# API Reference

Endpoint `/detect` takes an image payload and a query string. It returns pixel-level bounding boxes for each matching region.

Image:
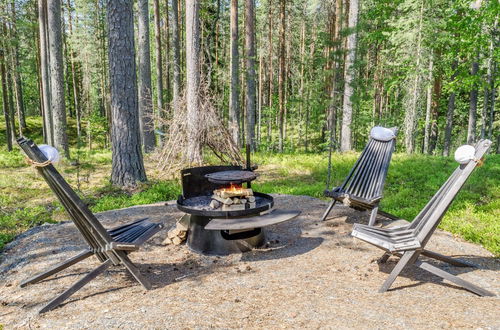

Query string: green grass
[252,151,499,255]
[0,124,498,255]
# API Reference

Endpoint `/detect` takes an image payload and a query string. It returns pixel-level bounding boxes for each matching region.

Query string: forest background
[0,0,498,255]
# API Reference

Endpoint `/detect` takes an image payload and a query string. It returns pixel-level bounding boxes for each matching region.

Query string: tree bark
[47,0,69,157]
[443,61,458,157]
[66,0,81,138]
[185,0,202,163]
[229,0,240,146]
[171,0,181,107]
[245,0,256,151]
[137,0,156,152]
[153,0,163,114]
[38,0,53,145]
[467,59,479,144]
[340,0,359,152]
[404,0,424,153]
[443,91,456,157]
[278,0,285,152]
[106,0,147,187]
[423,53,433,154]
[9,1,26,132]
[1,47,12,151]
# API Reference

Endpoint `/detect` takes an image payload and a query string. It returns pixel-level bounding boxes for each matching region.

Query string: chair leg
[320,200,337,221]
[116,251,152,290]
[39,259,112,314]
[368,206,379,226]
[377,209,401,221]
[416,261,495,297]
[421,249,477,268]
[21,250,93,288]
[379,250,418,293]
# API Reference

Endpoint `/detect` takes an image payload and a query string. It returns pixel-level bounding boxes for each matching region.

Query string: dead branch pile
[154,84,243,177]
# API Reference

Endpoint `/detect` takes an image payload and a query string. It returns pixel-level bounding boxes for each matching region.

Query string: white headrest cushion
[39,144,60,163]
[454,145,476,164]
[370,126,395,142]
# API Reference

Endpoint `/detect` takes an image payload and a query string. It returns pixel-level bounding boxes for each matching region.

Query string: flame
[220,183,245,195]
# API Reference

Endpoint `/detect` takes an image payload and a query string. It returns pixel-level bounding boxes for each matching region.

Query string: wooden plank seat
[321,127,398,225]
[17,137,164,313]
[351,139,495,297]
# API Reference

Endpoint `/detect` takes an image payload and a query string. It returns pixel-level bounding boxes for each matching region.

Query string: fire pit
[177,166,300,255]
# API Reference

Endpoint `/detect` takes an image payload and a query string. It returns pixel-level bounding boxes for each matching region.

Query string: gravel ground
[0,194,498,329]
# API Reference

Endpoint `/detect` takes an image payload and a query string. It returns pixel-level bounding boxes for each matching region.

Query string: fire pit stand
[177,166,300,256]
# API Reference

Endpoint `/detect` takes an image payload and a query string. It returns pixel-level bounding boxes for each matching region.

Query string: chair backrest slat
[341,128,397,201]
[411,140,491,246]
[356,141,386,198]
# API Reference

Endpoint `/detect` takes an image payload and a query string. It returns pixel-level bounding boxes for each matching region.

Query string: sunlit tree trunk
[137,0,156,152]
[38,0,53,145]
[229,0,240,146]
[278,0,285,152]
[340,0,359,152]
[245,0,256,151]
[1,47,13,151]
[153,0,163,114]
[47,0,69,157]
[185,0,202,163]
[467,59,479,144]
[171,0,181,107]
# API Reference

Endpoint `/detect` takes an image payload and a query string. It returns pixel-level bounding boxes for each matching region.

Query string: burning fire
[221,183,245,195]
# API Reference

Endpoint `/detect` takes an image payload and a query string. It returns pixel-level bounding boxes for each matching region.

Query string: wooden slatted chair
[321,127,398,225]
[351,139,495,296]
[17,137,164,313]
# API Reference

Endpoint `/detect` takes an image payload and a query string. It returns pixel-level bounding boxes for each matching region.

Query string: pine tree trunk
[47,0,69,157]
[467,59,479,144]
[443,61,458,157]
[1,47,12,151]
[267,0,274,143]
[171,0,181,107]
[245,0,256,151]
[137,0,156,152]
[429,68,442,155]
[185,0,202,163]
[164,0,171,107]
[404,0,424,154]
[66,0,81,138]
[39,0,53,145]
[153,0,163,114]
[340,0,359,152]
[257,51,263,146]
[298,20,305,148]
[423,53,433,154]
[278,0,285,152]
[443,92,455,157]
[229,0,240,146]
[106,0,147,187]
[9,1,26,131]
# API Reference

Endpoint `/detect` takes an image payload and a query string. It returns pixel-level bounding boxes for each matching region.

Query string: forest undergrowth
[1,142,498,255]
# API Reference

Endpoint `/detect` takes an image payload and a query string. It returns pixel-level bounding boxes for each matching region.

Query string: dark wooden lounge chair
[351,139,495,296]
[321,127,397,225]
[17,137,164,313]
